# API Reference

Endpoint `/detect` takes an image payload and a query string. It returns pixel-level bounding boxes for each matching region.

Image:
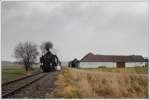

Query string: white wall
[79,62,116,68]
[79,62,146,68]
[126,62,146,67]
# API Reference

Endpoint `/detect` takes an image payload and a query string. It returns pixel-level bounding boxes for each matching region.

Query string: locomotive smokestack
[44,41,53,51]
[40,41,53,54]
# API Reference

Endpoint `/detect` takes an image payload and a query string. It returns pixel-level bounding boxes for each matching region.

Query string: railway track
[2,72,47,98]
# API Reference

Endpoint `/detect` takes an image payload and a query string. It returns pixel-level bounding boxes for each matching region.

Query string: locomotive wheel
[41,65,45,72]
[43,67,46,72]
[43,65,47,72]
[46,67,50,72]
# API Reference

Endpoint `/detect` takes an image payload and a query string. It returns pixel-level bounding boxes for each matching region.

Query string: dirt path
[9,71,59,98]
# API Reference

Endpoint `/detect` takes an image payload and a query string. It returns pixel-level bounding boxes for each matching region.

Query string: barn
[79,52,148,68]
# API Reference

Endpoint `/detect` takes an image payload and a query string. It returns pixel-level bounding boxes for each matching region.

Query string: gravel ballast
[9,71,59,98]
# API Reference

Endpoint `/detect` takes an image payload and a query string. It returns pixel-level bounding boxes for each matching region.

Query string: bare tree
[14,42,39,71]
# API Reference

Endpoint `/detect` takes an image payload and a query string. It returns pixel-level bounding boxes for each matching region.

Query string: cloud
[1,1,148,61]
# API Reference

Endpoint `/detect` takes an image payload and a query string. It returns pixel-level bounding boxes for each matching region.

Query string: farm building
[68,58,80,68]
[79,52,148,68]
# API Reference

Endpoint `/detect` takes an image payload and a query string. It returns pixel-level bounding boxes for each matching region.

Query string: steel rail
[2,73,47,98]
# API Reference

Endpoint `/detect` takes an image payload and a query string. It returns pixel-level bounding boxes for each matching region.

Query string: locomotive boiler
[40,49,60,72]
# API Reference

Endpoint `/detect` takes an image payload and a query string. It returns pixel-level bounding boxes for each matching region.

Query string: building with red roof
[79,52,148,68]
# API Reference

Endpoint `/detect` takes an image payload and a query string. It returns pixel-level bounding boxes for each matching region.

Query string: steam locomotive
[40,50,61,72]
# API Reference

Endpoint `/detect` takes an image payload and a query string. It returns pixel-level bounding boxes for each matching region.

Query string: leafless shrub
[14,41,39,71]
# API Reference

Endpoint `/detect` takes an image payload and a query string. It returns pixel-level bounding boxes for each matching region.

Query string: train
[40,50,61,72]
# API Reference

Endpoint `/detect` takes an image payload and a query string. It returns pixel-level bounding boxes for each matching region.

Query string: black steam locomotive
[40,50,60,72]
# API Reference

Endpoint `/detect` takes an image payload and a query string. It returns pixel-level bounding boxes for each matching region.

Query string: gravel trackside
[9,71,59,98]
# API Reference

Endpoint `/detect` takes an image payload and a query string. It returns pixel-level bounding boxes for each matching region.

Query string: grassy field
[2,67,26,83]
[49,67,148,98]
[80,67,148,74]
[1,64,40,83]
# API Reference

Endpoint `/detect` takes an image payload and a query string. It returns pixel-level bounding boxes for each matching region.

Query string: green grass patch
[2,67,26,83]
[1,65,39,83]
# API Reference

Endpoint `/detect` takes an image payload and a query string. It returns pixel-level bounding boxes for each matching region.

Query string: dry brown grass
[49,68,148,98]
[48,69,80,98]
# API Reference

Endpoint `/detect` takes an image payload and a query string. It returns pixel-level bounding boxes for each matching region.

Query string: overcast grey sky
[1,1,148,62]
